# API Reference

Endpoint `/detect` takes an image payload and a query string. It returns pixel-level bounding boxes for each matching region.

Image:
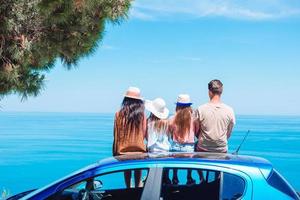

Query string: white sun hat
[176,94,192,106]
[145,98,169,119]
[124,86,143,100]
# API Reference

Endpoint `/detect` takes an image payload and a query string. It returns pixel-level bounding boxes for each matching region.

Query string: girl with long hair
[169,94,203,185]
[113,87,146,188]
[145,98,172,184]
[145,98,170,152]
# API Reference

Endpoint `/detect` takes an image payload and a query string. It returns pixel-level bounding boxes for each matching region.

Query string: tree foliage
[0,0,131,99]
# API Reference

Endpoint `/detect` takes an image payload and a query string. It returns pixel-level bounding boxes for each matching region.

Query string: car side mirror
[93,180,103,190]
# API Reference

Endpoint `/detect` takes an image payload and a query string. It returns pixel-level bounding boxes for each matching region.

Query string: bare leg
[186,169,195,185]
[172,169,179,185]
[163,169,171,184]
[134,169,142,187]
[197,170,204,183]
[187,169,192,179]
[215,171,221,180]
[124,170,131,188]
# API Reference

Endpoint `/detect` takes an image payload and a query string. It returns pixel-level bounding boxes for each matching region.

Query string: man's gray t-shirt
[195,102,235,153]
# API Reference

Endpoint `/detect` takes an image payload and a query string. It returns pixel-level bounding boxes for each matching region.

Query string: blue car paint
[17,153,299,200]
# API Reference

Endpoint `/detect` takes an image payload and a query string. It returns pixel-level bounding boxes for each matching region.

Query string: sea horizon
[1,112,300,197]
[1,111,300,117]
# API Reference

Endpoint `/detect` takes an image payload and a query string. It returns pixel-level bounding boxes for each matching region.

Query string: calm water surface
[1,112,300,196]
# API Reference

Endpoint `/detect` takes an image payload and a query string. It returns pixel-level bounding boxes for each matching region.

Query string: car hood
[6,189,36,200]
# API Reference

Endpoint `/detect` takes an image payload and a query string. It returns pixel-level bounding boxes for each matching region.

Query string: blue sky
[2,0,300,115]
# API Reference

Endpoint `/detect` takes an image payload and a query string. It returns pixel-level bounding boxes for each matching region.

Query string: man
[194,79,235,153]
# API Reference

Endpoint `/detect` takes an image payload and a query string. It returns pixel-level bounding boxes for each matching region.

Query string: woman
[145,98,170,152]
[113,86,147,188]
[169,94,203,185]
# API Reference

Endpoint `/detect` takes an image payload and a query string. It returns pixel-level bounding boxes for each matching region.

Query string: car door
[33,163,158,200]
[156,163,253,200]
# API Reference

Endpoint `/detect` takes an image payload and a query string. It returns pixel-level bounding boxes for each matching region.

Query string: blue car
[8,153,300,200]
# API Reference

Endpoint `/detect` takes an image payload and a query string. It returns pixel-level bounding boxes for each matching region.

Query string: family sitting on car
[112,79,236,188]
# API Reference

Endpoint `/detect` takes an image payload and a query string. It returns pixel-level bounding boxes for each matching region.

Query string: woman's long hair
[174,105,193,139]
[116,97,145,137]
[147,113,168,134]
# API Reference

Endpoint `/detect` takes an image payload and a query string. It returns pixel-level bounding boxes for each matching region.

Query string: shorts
[171,142,195,152]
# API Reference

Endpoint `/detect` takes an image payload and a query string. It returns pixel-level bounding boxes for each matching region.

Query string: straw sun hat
[124,86,143,100]
[145,98,169,119]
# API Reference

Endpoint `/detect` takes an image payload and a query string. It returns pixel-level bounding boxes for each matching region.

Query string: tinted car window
[160,168,246,200]
[222,172,245,200]
[93,169,148,191]
[267,169,299,200]
[47,168,149,200]
[160,168,221,200]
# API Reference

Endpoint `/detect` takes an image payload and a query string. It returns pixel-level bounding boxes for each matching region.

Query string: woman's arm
[192,109,201,138]
[193,118,201,138]
[112,112,118,156]
[145,117,148,141]
[143,114,147,139]
[167,116,175,138]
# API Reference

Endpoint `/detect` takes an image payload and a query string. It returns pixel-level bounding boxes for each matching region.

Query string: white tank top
[147,122,171,152]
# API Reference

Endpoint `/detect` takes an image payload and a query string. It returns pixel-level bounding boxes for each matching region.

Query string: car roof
[97,152,272,175]
[99,152,270,166]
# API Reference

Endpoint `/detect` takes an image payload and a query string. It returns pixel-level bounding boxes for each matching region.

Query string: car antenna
[232,130,250,155]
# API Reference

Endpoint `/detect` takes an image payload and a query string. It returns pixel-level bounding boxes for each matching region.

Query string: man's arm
[227,122,234,139]
[227,109,236,139]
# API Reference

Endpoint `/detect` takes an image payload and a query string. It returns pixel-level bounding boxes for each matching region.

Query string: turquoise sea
[1,112,300,197]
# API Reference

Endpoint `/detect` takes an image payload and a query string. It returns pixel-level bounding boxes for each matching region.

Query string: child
[145,98,172,184]
[169,94,203,185]
[145,98,170,152]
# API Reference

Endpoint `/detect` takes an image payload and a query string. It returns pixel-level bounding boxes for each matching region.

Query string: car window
[267,169,299,200]
[47,168,149,200]
[160,168,246,200]
[222,172,245,200]
[93,169,149,191]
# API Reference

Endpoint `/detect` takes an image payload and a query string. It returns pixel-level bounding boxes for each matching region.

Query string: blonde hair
[147,113,169,134]
[174,105,193,140]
